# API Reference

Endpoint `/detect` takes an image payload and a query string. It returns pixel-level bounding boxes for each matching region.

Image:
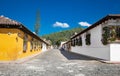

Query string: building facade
[0,15,49,61]
[62,14,120,61]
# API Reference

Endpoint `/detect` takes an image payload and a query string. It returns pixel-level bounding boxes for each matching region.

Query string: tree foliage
[42,27,84,46]
[35,10,40,35]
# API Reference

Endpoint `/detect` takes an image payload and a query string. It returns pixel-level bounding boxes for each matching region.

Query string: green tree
[35,10,40,35]
[42,27,84,46]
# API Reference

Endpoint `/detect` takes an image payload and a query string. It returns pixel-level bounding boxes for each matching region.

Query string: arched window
[85,33,91,45]
[23,34,28,53]
[75,38,78,45]
[30,38,33,52]
[116,26,120,39]
[71,39,75,46]
[78,36,82,46]
[102,27,110,45]
[102,24,120,45]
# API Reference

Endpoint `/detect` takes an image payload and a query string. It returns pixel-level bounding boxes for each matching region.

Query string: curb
[99,60,120,64]
[0,50,50,64]
[0,52,41,64]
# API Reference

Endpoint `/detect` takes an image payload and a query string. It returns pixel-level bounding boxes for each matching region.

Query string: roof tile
[0,15,21,25]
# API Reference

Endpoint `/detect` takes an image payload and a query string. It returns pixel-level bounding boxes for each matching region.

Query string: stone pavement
[0,49,120,76]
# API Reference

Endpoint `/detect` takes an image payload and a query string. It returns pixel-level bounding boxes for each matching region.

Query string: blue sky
[0,0,120,36]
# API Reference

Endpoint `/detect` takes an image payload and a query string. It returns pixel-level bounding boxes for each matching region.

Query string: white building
[62,14,120,62]
[42,40,51,52]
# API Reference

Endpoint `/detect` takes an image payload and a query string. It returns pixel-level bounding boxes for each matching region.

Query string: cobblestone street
[0,49,120,76]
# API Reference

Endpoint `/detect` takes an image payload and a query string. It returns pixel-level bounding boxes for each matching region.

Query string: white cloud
[78,22,91,27]
[53,21,69,28]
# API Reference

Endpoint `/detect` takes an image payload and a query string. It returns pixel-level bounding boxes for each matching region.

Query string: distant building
[62,14,120,62]
[0,15,50,61]
[60,42,66,48]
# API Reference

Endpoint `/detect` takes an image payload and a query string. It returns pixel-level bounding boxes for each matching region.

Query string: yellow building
[0,15,49,61]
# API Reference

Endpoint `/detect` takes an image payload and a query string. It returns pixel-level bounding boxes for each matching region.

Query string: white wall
[110,44,120,61]
[60,42,66,48]
[42,43,47,52]
[71,25,110,60]
[63,44,68,51]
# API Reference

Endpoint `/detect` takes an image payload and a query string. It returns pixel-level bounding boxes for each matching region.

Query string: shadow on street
[59,48,101,60]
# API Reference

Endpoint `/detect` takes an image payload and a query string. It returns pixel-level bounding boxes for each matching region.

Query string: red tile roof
[0,15,21,25]
[71,14,120,39]
[0,15,50,45]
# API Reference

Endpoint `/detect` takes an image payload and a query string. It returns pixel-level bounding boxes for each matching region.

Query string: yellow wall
[0,28,42,61]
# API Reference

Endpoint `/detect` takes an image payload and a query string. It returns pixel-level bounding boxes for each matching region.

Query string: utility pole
[34,10,40,35]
